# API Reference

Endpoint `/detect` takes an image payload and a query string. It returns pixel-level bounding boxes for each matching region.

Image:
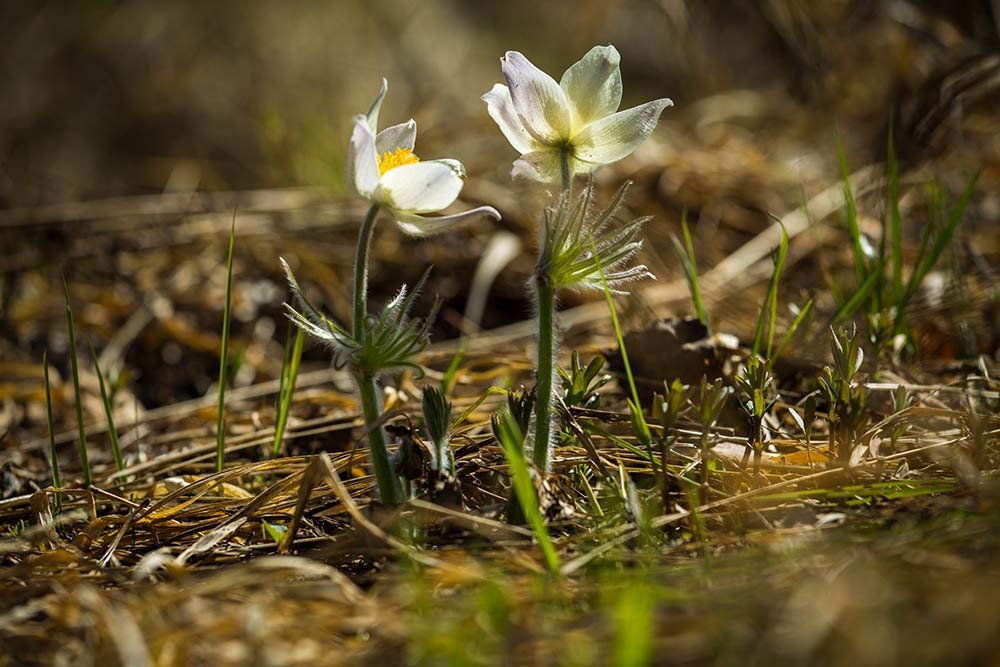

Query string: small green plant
[734,354,778,477]
[818,324,868,464]
[491,387,536,445]
[695,376,732,503]
[62,278,90,487]
[651,378,690,503]
[421,386,454,476]
[652,379,690,435]
[559,351,610,410]
[788,394,819,468]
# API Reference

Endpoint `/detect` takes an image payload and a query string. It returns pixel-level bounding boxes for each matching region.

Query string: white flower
[482,46,672,183]
[349,79,500,235]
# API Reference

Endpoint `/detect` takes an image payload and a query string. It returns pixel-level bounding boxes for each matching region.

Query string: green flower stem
[532,273,557,472]
[560,145,572,195]
[358,371,401,506]
[531,148,573,472]
[353,203,380,340]
[351,202,402,505]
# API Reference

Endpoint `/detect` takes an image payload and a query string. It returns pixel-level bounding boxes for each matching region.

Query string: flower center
[377,147,420,175]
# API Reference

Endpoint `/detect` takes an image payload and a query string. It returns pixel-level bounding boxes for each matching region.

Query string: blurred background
[1,0,997,204]
[1,0,999,415]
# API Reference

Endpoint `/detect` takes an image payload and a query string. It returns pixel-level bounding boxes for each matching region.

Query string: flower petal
[511,150,595,184]
[375,160,464,213]
[376,119,417,154]
[501,51,571,145]
[365,78,388,133]
[348,116,380,198]
[393,206,501,237]
[572,98,673,165]
[560,45,622,129]
[482,83,539,155]
[511,150,561,184]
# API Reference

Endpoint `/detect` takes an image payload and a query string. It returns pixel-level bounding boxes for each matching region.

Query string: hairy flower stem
[351,203,402,505]
[358,371,401,505]
[531,148,573,472]
[353,203,380,341]
[532,273,557,471]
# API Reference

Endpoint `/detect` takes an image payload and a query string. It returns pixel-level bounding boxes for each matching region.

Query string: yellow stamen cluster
[377,147,420,175]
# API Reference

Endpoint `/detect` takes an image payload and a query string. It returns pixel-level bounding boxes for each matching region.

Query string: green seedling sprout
[559,351,610,410]
[734,354,778,478]
[421,386,454,476]
[819,324,868,464]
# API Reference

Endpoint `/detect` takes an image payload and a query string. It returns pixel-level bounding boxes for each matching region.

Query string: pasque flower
[350,79,500,235]
[482,46,667,474]
[281,79,499,507]
[482,45,672,185]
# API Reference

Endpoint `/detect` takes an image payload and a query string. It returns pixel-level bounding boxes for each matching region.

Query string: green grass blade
[275,321,294,408]
[591,238,641,409]
[773,298,814,360]
[901,173,979,311]
[42,350,62,512]
[272,326,304,457]
[669,209,709,326]
[89,341,124,472]
[836,134,867,286]
[496,410,560,575]
[62,277,91,487]
[829,260,885,326]
[752,219,789,358]
[216,215,236,473]
[613,577,657,667]
[441,345,465,396]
